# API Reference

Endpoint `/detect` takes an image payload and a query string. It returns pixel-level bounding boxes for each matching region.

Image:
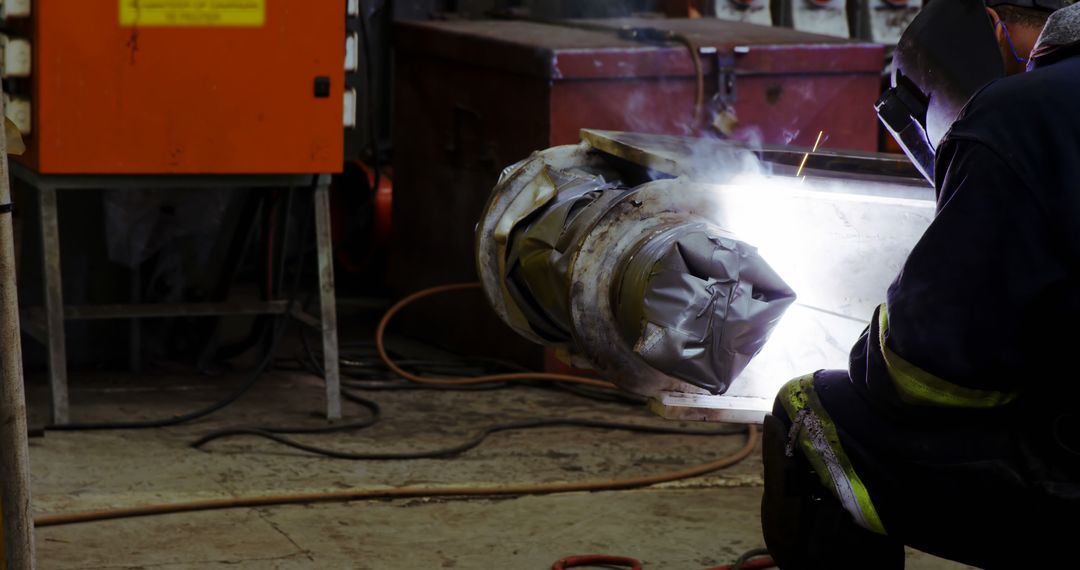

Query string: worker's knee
[771,373,811,419]
[762,372,905,569]
[771,369,849,418]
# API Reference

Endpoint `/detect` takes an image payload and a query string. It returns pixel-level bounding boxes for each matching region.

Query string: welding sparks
[795,130,825,179]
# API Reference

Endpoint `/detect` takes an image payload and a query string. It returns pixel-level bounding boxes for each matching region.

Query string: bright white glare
[698,172,935,403]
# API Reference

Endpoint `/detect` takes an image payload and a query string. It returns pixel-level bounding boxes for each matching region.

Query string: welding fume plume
[476,143,796,399]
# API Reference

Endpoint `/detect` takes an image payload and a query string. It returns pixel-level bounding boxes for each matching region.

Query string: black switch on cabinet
[314,76,331,98]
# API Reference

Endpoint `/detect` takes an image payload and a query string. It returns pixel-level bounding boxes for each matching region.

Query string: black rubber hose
[732,548,773,570]
[191,417,744,460]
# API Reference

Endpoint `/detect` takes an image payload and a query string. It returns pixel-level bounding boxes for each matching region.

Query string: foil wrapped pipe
[476,143,795,399]
[613,225,795,395]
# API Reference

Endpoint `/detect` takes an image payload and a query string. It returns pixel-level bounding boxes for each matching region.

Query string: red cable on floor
[553,554,643,569]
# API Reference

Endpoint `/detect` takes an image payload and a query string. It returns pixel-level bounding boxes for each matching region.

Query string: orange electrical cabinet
[10,0,345,174]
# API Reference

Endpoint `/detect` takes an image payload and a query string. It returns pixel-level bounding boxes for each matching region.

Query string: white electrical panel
[0,0,31,19]
[343,88,357,128]
[785,0,850,38]
[5,93,30,135]
[713,0,773,27]
[346,31,359,72]
[0,35,31,78]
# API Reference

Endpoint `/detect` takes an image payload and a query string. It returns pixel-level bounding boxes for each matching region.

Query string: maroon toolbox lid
[394,17,886,80]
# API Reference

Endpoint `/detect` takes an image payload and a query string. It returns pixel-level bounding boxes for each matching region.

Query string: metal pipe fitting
[476,142,794,397]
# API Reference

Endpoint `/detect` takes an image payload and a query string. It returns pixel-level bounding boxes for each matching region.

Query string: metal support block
[38,186,69,426]
[313,175,342,421]
[62,300,292,320]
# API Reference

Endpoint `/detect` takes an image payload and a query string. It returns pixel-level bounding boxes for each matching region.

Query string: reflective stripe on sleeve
[877,305,1018,408]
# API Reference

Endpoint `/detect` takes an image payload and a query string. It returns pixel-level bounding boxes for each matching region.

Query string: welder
[761,0,1080,568]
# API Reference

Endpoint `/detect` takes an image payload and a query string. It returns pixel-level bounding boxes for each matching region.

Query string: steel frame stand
[11,164,341,426]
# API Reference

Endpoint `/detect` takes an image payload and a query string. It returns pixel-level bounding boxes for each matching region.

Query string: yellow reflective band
[877,305,1019,408]
[780,375,888,535]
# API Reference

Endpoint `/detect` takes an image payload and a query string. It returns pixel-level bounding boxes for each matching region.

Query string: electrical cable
[205,311,711,459]
[183,387,383,458]
[292,331,512,391]
[36,253,761,528]
[551,548,775,570]
[272,187,296,298]
[34,424,758,527]
[552,554,643,569]
[375,283,617,390]
[192,417,743,460]
[46,322,291,431]
[46,185,313,431]
[671,33,706,127]
[356,0,382,195]
[265,189,280,300]
[723,548,774,570]
[295,328,646,403]
[195,191,273,367]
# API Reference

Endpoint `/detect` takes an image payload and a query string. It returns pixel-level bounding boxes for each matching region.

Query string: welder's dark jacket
[776,52,1080,561]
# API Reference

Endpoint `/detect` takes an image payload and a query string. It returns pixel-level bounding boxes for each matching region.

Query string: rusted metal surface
[396,18,882,80]
[390,43,552,369]
[475,142,610,347]
[548,70,881,150]
[392,17,886,367]
[567,180,729,397]
[579,129,926,183]
[396,18,885,149]
[0,93,37,569]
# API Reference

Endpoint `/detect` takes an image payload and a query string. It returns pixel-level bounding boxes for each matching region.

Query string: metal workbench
[12,164,342,426]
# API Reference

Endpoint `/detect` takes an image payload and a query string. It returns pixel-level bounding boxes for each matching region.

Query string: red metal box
[391,17,885,365]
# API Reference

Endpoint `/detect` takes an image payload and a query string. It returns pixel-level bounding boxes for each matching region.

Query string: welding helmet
[985,0,1069,10]
[876,0,1004,183]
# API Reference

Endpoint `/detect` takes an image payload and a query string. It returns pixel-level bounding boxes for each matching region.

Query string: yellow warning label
[120,0,266,27]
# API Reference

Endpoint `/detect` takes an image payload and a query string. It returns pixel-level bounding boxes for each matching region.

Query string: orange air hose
[36,427,758,527]
[35,283,759,528]
[375,282,617,390]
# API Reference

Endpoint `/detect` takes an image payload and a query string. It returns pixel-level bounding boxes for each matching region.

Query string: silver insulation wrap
[503,169,624,342]
[613,225,795,394]
[480,144,796,397]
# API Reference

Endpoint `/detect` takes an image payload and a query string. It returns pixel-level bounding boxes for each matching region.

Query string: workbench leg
[1,108,38,568]
[313,177,341,421]
[39,186,69,426]
[129,265,141,373]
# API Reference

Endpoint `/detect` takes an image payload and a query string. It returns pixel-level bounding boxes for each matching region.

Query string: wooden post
[0,96,37,569]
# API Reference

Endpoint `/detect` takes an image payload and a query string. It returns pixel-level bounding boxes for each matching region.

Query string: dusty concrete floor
[24,345,976,569]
